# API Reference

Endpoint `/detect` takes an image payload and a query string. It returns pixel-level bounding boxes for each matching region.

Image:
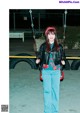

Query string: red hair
[45,26,56,36]
[45,26,59,52]
[46,38,59,52]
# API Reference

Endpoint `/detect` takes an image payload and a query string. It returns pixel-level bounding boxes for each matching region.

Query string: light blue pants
[42,69,61,113]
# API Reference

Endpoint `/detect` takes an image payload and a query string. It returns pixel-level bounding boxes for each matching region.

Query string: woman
[36,26,65,113]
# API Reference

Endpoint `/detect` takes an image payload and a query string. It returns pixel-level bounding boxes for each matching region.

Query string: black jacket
[36,42,66,70]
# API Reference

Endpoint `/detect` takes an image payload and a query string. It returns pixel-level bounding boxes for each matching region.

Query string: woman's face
[47,31,56,44]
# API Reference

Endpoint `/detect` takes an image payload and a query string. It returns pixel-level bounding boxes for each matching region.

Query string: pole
[63,9,67,39]
[13,12,15,31]
[38,13,40,32]
[29,9,35,39]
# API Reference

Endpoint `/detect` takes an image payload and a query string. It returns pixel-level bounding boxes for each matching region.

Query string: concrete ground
[10,62,80,113]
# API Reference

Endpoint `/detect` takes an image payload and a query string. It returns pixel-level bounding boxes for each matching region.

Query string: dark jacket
[36,42,66,70]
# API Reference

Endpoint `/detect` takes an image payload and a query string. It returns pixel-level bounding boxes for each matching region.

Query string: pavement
[10,62,80,113]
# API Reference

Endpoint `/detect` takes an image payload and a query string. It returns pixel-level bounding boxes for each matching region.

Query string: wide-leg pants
[42,69,61,113]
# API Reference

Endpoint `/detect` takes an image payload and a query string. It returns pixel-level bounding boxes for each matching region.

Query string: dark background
[9,9,80,30]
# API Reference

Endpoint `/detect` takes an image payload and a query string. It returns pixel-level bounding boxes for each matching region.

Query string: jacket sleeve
[58,44,66,70]
[60,44,66,61]
[36,43,44,60]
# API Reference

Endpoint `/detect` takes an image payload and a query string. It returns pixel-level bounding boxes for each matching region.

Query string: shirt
[43,43,60,70]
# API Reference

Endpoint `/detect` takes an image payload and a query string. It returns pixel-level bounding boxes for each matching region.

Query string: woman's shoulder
[40,42,46,48]
[58,43,64,52]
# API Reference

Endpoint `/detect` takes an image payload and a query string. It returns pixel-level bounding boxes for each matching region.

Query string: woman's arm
[59,44,66,65]
[35,43,44,64]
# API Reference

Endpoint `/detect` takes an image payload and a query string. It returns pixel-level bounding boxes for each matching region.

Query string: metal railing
[9,56,80,60]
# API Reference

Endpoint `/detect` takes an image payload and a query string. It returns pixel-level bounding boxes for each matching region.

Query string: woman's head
[45,26,59,51]
[45,26,57,44]
[45,26,56,36]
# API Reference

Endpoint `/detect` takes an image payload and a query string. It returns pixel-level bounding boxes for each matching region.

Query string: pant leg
[42,70,52,113]
[51,70,61,113]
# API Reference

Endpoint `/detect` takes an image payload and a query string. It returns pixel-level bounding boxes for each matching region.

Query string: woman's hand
[61,60,65,65]
[36,59,40,64]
